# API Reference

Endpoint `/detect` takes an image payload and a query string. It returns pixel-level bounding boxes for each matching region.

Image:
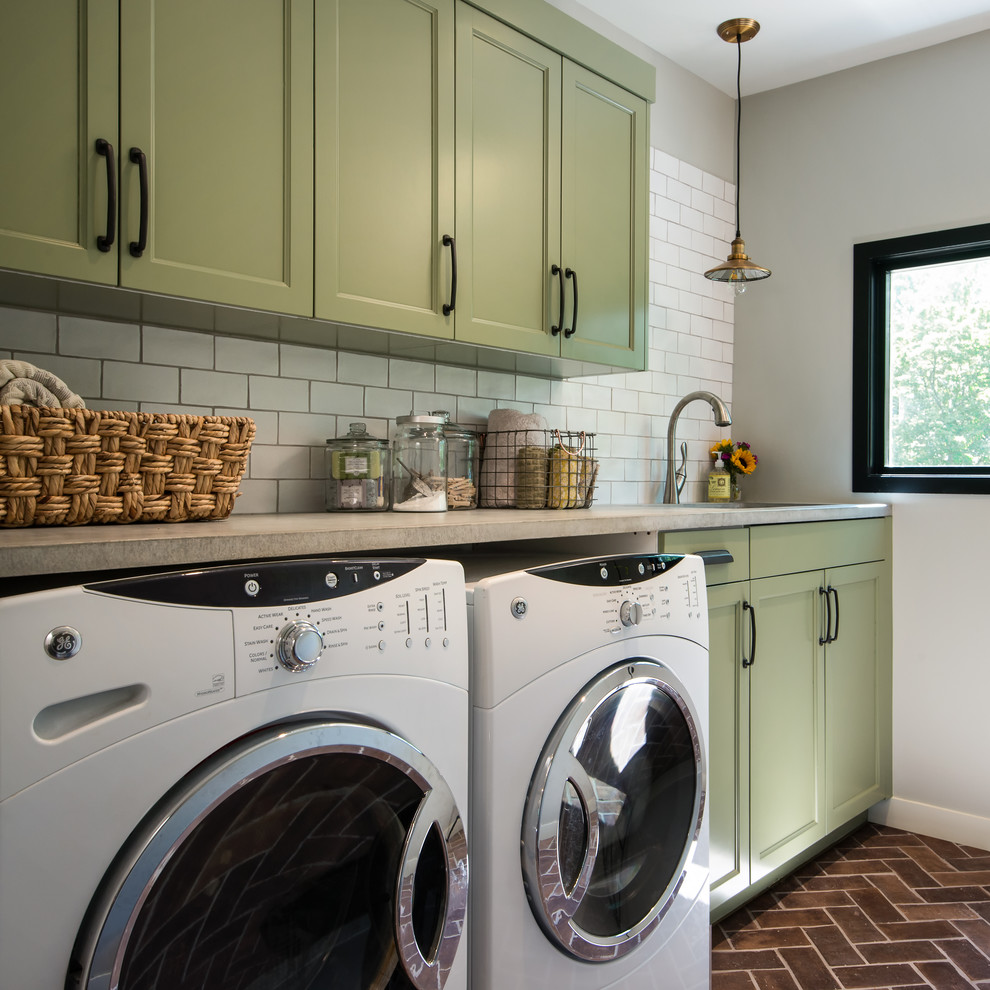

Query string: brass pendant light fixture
[704,17,771,293]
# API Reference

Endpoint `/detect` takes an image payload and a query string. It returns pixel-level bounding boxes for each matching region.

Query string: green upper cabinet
[454,5,647,369]
[454,8,561,355]
[315,0,455,337]
[119,0,314,314]
[0,1,118,283]
[560,62,647,367]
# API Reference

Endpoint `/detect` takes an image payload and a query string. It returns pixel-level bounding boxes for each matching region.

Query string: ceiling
[573,0,990,95]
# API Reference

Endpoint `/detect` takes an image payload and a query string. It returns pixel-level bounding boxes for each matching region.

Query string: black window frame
[853,221,990,494]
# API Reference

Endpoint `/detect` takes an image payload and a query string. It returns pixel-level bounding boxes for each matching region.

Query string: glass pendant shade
[704,236,771,283]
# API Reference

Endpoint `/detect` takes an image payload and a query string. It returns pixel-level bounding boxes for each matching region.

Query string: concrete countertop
[0,502,889,579]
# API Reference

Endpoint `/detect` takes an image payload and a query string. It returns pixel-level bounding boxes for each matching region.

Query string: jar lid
[326,422,388,448]
[430,409,476,440]
[396,413,446,426]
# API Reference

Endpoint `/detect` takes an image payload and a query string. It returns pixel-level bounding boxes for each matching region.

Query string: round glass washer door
[69,719,468,990]
[521,659,705,962]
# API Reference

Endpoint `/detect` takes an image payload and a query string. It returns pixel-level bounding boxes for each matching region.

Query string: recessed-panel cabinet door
[707,582,752,913]
[455,6,561,354]
[316,0,455,338]
[560,62,647,370]
[0,0,117,282]
[119,0,313,314]
[749,570,827,884]
[825,560,891,827]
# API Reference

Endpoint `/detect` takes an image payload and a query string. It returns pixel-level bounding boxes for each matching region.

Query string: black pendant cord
[734,33,742,239]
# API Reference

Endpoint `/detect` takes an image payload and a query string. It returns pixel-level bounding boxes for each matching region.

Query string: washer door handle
[534,753,601,920]
[394,787,468,990]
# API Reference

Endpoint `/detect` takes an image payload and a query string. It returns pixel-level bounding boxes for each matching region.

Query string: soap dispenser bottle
[707,453,730,502]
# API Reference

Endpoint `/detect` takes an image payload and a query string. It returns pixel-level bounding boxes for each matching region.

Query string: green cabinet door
[825,561,892,828]
[119,0,313,314]
[454,6,561,354]
[560,62,647,370]
[748,570,827,885]
[0,1,118,282]
[707,582,752,913]
[315,0,455,337]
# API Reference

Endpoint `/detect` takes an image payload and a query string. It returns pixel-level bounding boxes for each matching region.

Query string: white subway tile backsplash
[181,369,247,407]
[0,306,56,350]
[0,150,735,512]
[104,361,179,404]
[337,351,388,386]
[311,381,363,415]
[60,317,140,361]
[143,325,214,368]
[250,375,309,412]
[216,336,279,375]
[281,343,337,382]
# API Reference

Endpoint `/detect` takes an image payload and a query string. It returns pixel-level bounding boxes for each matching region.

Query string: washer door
[69,720,467,990]
[521,659,704,962]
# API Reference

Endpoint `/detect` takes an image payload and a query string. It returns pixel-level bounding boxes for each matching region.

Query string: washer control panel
[87,558,463,692]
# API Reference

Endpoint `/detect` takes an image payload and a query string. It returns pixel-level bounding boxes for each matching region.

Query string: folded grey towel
[0,360,85,409]
[479,409,548,507]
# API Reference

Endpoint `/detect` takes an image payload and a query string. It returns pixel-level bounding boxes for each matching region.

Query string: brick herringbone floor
[712,824,990,989]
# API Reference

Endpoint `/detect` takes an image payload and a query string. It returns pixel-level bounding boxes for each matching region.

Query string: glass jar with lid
[392,413,447,512]
[432,410,479,510]
[325,422,390,511]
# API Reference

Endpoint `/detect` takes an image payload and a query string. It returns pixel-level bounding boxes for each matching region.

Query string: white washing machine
[467,552,710,990]
[0,556,469,990]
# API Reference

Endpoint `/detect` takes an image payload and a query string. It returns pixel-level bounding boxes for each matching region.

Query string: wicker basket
[0,406,255,527]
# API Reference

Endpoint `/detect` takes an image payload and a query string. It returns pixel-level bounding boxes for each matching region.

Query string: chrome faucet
[662,391,732,503]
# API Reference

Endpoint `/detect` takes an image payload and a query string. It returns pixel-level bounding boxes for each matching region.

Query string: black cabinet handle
[129,147,149,258]
[95,139,116,252]
[564,267,578,337]
[819,586,833,645]
[829,586,840,643]
[550,264,564,335]
[442,234,456,315]
[742,600,756,667]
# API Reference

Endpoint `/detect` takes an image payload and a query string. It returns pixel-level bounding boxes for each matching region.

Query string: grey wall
[733,29,990,847]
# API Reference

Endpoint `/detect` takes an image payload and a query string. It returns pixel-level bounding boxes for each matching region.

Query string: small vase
[730,477,741,501]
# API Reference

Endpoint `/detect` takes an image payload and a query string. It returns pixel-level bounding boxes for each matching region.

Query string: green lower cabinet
[824,561,892,828]
[707,582,752,912]
[748,570,828,885]
[664,520,892,921]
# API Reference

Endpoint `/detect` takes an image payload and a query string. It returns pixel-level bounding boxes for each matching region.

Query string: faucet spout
[662,390,732,503]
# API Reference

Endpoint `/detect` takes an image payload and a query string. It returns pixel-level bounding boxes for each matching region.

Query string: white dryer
[467,553,709,990]
[0,557,469,990]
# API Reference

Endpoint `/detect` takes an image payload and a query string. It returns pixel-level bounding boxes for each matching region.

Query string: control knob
[276,620,324,672]
[619,601,643,627]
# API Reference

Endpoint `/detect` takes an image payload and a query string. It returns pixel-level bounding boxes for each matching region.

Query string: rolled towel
[479,408,548,507]
[0,360,85,409]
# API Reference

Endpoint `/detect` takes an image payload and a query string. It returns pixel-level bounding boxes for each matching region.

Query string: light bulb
[733,280,747,296]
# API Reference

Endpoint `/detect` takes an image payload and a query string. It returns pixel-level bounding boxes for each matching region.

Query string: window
[853,222,990,493]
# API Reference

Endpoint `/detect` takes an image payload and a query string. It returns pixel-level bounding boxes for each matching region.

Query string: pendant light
[704,17,771,294]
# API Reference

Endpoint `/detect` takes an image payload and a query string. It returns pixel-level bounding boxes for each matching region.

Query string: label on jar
[328,477,385,510]
[331,450,381,480]
[707,471,730,501]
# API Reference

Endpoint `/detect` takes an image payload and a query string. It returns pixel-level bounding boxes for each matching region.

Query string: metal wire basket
[478,429,598,509]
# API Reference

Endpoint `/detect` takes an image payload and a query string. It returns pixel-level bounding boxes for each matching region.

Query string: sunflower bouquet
[710,439,758,480]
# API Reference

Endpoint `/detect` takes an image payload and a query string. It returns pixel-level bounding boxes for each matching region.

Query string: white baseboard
[870,798,990,851]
